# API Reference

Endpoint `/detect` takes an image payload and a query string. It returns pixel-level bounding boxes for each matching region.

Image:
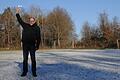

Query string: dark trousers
[22,44,36,74]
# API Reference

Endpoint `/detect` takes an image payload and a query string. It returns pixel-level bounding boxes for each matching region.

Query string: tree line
[0,6,75,49]
[78,12,120,49]
[0,6,120,50]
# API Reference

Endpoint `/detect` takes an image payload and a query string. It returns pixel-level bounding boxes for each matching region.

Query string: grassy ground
[0,49,120,80]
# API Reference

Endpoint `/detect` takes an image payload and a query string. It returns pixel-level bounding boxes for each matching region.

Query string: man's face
[29,17,36,26]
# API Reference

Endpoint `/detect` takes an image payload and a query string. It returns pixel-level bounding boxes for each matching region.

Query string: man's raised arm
[16,7,26,27]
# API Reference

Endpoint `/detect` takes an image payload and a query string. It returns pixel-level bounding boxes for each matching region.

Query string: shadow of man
[15,62,31,75]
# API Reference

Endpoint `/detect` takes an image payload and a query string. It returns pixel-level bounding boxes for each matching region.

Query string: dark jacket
[16,13,41,49]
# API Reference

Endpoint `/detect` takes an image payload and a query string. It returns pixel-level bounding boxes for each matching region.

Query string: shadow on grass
[15,61,32,73]
[40,52,120,67]
[15,61,120,80]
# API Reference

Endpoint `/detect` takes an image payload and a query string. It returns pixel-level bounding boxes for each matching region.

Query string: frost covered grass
[0,49,120,80]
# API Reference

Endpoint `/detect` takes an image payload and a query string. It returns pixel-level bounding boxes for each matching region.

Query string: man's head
[29,17,36,26]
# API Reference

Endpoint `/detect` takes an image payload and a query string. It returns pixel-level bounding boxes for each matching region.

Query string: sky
[0,0,120,38]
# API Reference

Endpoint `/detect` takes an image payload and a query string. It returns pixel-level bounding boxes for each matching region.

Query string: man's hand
[35,44,39,50]
[35,48,39,50]
[16,7,20,14]
[35,47,39,50]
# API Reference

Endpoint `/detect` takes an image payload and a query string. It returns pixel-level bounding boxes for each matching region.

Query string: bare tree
[80,12,120,49]
[0,7,21,49]
[46,7,75,48]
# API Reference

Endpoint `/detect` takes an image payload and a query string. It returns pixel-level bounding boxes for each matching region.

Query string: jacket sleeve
[36,26,41,49]
[16,13,26,28]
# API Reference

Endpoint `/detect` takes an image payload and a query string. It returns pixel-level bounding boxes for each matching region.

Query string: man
[16,7,41,77]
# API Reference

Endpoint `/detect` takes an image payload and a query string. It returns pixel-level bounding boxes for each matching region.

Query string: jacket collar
[30,22,37,27]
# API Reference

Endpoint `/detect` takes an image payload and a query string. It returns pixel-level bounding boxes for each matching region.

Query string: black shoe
[21,72,27,77]
[32,73,37,77]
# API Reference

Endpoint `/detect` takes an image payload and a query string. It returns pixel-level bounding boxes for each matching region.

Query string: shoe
[32,73,37,77]
[21,72,27,77]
